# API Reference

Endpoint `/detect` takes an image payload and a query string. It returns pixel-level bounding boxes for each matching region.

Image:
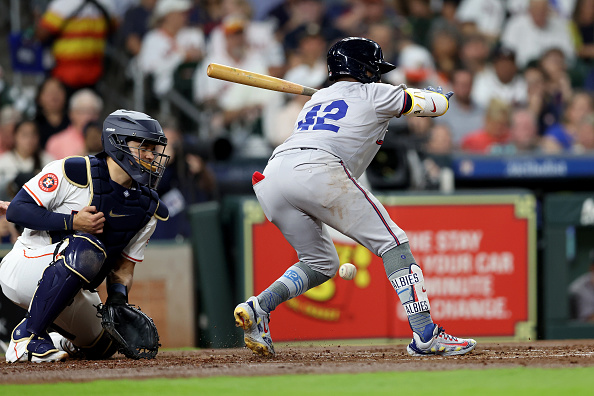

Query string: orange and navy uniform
[39,0,117,88]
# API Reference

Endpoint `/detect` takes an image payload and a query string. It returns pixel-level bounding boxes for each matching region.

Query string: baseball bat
[206,63,318,96]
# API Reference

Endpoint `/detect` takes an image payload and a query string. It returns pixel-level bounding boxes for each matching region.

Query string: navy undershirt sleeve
[401,91,412,115]
[6,189,74,231]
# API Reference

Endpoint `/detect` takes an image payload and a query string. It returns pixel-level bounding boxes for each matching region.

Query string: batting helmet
[102,110,169,190]
[327,37,396,84]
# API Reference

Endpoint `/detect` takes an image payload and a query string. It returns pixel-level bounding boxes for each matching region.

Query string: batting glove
[425,86,454,100]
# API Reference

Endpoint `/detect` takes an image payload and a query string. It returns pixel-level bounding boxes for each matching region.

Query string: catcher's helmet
[327,37,396,83]
[102,109,169,190]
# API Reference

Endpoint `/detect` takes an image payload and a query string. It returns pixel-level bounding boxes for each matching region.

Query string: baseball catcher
[0,110,169,362]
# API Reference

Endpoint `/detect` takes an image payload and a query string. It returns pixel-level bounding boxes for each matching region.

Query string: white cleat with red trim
[5,319,69,363]
[407,324,476,356]
[234,296,275,357]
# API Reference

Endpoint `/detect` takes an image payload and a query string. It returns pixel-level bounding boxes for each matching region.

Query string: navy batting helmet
[327,37,396,83]
[102,110,169,190]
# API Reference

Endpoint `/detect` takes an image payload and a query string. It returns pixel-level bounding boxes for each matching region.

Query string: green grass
[2,367,594,395]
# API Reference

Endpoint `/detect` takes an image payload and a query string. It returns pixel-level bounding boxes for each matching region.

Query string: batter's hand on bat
[73,206,105,234]
[0,201,9,216]
[425,86,454,100]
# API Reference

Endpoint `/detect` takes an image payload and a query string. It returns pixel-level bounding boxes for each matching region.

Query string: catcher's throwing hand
[74,206,105,234]
[96,301,160,359]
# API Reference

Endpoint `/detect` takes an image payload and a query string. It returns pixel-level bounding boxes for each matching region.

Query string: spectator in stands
[83,121,104,155]
[428,0,460,39]
[269,0,342,49]
[33,77,70,148]
[572,0,594,64]
[524,64,558,133]
[190,0,225,35]
[507,0,577,19]
[153,123,217,240]
[571,0,594,89]
[194,14,278,148]
[366,23,399,66]
[0,106,21,154]
[0,120,54,201]
[387,37,440,88]
[332,0,396,39]
[425,124,454,156]
[569,250,594,322]
[471,45,528,109]
[45,89,103,160]
[421,124,454,191]
[540,48,573,113]
[284,23,327,73]
[137,0,205,97]
[491,108,541,154]
[401,0,436,48]
[36,0,118,93]
[455,0,506,41]
[435,68,485,148]
[572,113,594,153]
[428,25,460,84]
[458,34,491,75]
[117,0,158,57]
[208,0,285,77]
[541,91,593,153]
[501,0,575,69]
[461,99,511,153]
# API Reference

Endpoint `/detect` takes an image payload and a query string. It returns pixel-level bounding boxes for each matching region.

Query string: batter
[234,37,476,357]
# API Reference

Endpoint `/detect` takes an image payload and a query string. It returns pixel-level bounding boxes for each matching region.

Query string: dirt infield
[2,340,594,384]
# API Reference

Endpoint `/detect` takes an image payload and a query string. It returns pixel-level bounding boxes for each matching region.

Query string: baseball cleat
[6,319,69,363]
[407,324,476,357]
[234,296,275,357]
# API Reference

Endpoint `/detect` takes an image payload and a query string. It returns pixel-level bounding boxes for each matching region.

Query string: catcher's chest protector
[90,156,159,287]
[89,156,158,251]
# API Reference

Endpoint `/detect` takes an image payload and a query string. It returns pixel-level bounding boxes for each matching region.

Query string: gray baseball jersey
[273,81,407,178]
[255,81,409,277]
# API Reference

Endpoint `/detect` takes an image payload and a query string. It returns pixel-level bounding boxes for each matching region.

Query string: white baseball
[339,263,357,280]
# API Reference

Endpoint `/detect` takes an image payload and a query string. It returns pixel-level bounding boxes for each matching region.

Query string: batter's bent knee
[305,256,340,278]
[57,233,107,284]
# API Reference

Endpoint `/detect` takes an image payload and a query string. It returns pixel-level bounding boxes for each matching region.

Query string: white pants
[0,239,103,346]
[254,149,408,278]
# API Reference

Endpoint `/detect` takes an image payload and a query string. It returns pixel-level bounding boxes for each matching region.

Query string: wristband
[107,283,128,305]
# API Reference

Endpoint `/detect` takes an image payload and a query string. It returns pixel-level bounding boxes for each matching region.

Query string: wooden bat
[206,63,318,96]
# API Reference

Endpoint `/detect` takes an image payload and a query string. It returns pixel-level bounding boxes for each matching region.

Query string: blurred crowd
[1,0,594,238]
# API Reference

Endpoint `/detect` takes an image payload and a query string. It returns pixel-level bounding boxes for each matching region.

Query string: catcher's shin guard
[26,260,84,336]
[26,234,106,337]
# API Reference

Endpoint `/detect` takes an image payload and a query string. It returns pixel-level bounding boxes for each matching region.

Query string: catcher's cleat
[407,324,476,357]
[234,296,275,357]
[6,319,68,363]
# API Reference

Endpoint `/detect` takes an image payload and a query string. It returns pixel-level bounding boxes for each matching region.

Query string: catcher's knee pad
[57,233,107,284]
[75,330,119,360]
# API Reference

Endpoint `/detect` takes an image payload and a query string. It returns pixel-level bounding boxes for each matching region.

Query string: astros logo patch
[38,173,58,192]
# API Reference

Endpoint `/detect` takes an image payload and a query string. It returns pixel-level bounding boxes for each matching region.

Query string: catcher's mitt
[96,302,160,359]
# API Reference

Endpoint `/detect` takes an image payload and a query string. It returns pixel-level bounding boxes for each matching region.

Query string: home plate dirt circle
[2,340,594,384]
